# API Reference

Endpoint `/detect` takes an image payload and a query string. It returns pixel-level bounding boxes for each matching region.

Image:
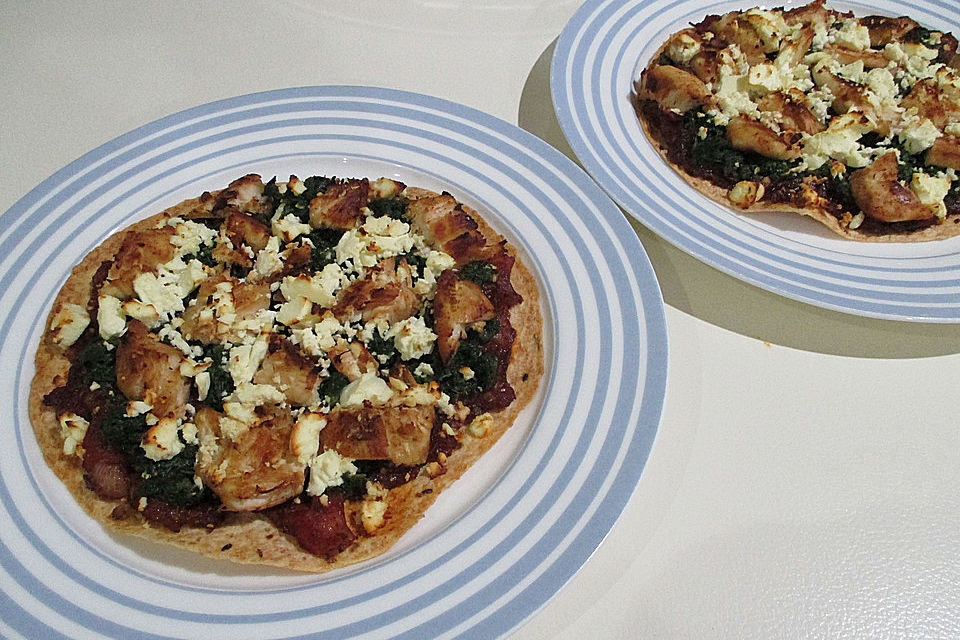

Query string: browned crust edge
[28,185,544,573]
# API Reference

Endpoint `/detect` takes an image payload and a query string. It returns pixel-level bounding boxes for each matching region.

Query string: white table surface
[3,2,960,638]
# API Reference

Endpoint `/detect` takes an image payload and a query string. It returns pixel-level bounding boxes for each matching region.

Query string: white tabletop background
[3,2,959,638]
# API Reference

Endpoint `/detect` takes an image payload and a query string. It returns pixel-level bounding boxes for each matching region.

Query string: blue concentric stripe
[1,86,666,639]
[552,0,960,322]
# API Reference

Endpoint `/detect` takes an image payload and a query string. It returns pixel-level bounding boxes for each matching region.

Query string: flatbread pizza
[29,173,543,572]
[634,0,960,241]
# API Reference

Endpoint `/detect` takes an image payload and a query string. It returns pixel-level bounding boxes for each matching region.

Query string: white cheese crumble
[49,302,90,348]
[253,236,283,279]
[272,214,312,242]
[291,412,327,465]
[336,215,416,273]
[166,217,217,256]
[798,113,877,171]
[132,257,207,323]
[910,172,952,218]
[665,31,701,64]
[413,362,434,379]
[58,413,89,456]
[218,382,285,439]
[228,333,270,386]
[898,117,942,154]
[306,449,357,496]
[339,371,394,407]
[828,18,871,52]
[387,315,437,360]
[97,295,127,340]
[290,312,345,355]
[141,417,185,461]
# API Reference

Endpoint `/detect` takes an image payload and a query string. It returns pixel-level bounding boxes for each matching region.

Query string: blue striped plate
[552,0,960,322]
[0,86,667,639]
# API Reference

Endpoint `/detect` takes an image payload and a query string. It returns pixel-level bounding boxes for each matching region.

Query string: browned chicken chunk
[212,209,271,268]
[901,79,960,130]
[849,152,938,222]
[321,403,435,466]
[860,15,919,48]
[757,91,825,135]
[194,407,306,511]
[100,227,177,299]
[405,194,488,265]
[219,174,265,212]
[433,270,495,364]
[308,178,369,229]
[327,340,379,381]
[334,257,419,324]
[926,135,960,171]
[252,338,320,407]
[114,320,189,419]
[726,115,803,160]
[638,65,713,114]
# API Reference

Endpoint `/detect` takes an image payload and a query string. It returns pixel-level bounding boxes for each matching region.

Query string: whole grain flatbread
[30,178,543,572]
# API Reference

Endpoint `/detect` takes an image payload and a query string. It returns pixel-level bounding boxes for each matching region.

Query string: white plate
[551,0,960,322]
[0,86,667,639]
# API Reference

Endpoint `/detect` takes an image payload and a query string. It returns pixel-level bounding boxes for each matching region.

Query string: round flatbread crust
[29,185,543,572]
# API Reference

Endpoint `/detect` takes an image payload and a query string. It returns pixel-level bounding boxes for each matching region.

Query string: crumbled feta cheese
[910,172,952,218]
[271,214,312,242]
[228,333,270,386]
[339,371,394,407]
[58,413,89,456]
[141,417,185,461]
[899,117,941,154]
[281,264,345,307]
[291,312,344,355]
[291,412,327,464]
[97,295,127,340]
[713,68,760,121]
[121,300,160,328]
[49,302,90,348]
[160,323,201,358]
[467,413,494,438]
[306,449,357,496]
[828,18,870,52]
[229,381,285,406]
[336,216,417,271]
[386,315,437,360]
[277,295,313,327]
[835,59,867,85]
[413,362,434,379]
[167,218,217,256]
[799,112,876,171]
[195,371,211,401]
[125,400,153,417]
[865,67,898,103]
[253,236,283,279]
[180,421,198,445]
[133,271,184,321]
[743,8,787,53]
[665,31,701,64]
[360,482,389,533]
